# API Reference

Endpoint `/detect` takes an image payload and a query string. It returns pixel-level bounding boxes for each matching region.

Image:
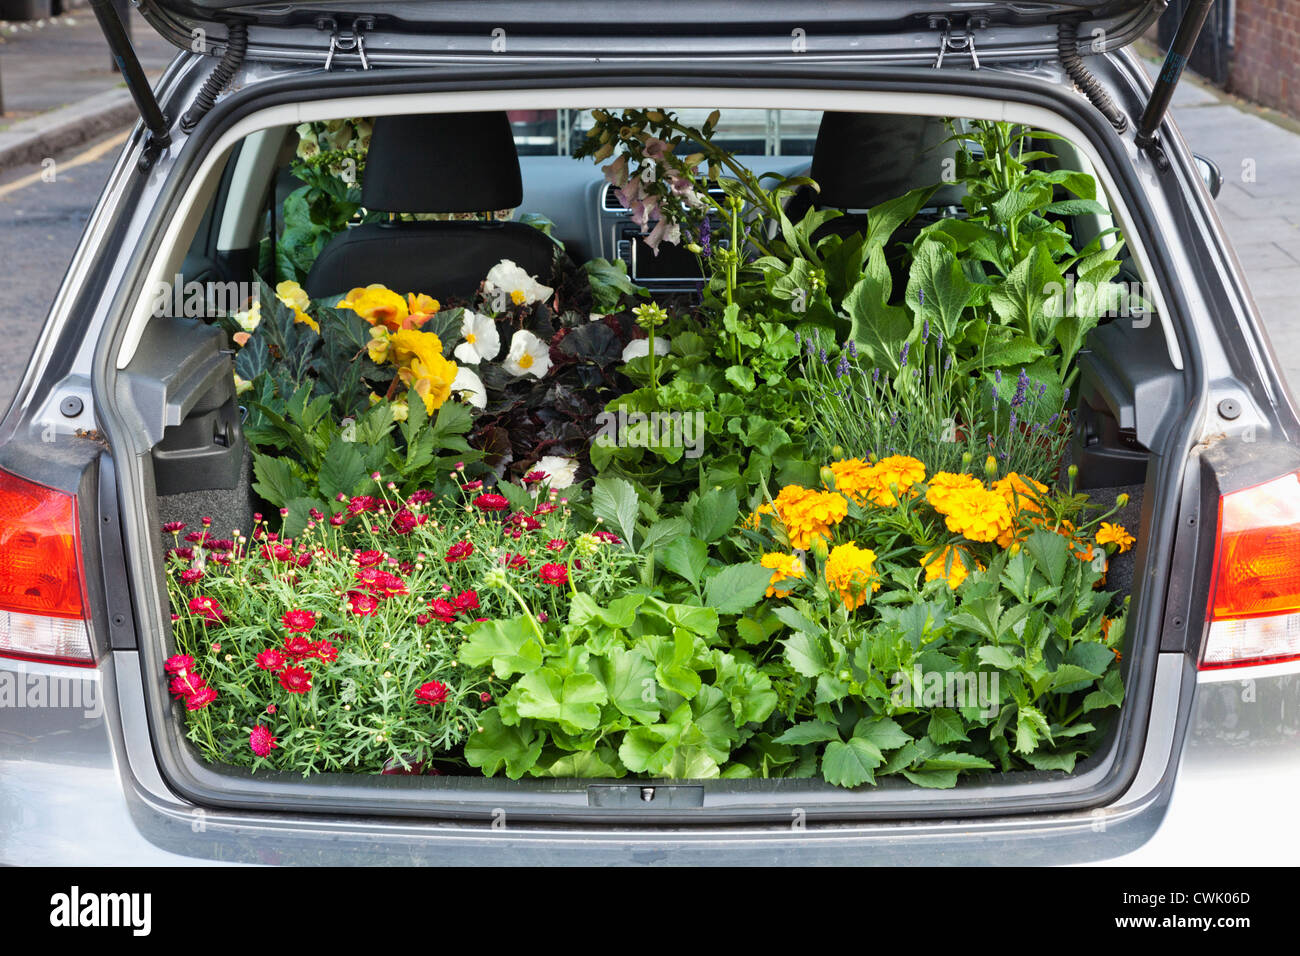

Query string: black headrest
[810,112,963,210]
[360,111,523,214]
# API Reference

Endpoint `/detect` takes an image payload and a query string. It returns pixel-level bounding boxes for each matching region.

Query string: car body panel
[4,31,1299,861]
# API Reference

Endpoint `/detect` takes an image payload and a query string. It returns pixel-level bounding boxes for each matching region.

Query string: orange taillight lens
[1202,469,1300,670]
[0,468,92,665]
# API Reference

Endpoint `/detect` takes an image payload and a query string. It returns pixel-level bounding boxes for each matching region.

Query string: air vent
[604,181,728,212]
[601,182,626,212]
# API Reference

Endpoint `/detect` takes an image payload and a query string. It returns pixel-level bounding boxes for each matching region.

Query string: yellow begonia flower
[403,355,458,414]
[337,284,409,331]
[367,326,391,364]
[407,292,440,316]
[761,552,805,599]
[275,280,319,333]
[825,542,880,611]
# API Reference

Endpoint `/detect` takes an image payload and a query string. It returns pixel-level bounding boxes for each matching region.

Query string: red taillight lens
[0,468,93,665]
[1201,469,1300,671]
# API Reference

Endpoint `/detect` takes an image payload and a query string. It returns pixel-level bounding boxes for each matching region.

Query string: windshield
[509,108,821,156]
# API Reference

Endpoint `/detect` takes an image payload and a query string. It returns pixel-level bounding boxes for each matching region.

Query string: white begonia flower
[234,301,262,333]
[621,336,670,363]
[451,366,487,409]
[532,455,579,490]
[503,329,552,379]
[453,311,501,364]
[485,259,554,309]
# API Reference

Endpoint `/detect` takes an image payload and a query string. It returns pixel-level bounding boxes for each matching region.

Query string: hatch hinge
[930,14,988,70]
[317,16,375,71]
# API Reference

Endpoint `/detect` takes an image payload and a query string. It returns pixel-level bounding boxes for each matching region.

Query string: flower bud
[811,536,829,562]
[831,445,844,459]
[1116,493,1130,508]
[984,455,998,479]
[819,465,837,490]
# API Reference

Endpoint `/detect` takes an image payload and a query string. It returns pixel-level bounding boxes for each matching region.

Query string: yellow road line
[0,129,131,201]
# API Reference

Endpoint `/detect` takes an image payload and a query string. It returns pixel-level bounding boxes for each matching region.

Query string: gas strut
[1135,0,1216,167]
[86,0,172,171]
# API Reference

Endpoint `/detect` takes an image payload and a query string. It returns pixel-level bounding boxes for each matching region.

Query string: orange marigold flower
[761,552,805,598]
[825,542,880,611]
[925,472,985,514]
[1095,521,1135,553]
[864,455,926,507]
[936,487,1013,544]
[771,485,848,550]
[826,458,876,505]
[921,545,981,590]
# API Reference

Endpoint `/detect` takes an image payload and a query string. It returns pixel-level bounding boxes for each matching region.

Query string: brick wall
[1226,0,1300,118]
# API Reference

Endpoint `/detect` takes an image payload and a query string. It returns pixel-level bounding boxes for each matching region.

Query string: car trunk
[87,0,1204,822]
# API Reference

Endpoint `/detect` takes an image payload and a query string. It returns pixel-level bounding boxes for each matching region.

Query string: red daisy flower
[162,521,187,534]
[445,540,474,563]
[329,512,348,527]
[249,725,278,757]
[453,589,480,613]
[538,563,569,587]
[414,681,449,706]
[408,489,436,505]
[415,613,432,626]
[499,552,529,570]
[185,687,218,710]
[278,666,313,694]
[354,568,408,598]
[283,636,317,660]
[532,502,557,516]
[255,648,288,672]
[592,530,623,544]
[461,480,484,492]
[355,549,386,568]
[170,672,206,698]
[346,590,379,616]
[347,495,379,515]
[188,595,227,625]
[164,654,194,674]
[169,547,195,561]
[545,539,567,552]
[280,609,317,633]
[390,508,421,535]
[473,493,510,512]
[521,470,548,485]
[315,641,339,663]
[428,598,458,623]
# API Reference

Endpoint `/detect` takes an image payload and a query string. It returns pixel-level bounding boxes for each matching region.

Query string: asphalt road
[0,129,125,416]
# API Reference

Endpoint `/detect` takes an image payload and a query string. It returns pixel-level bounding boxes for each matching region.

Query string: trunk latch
[318,16,375,71]
[930,14,988,70]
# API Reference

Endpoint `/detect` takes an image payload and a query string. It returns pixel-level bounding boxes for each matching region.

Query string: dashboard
[517,154,810,292]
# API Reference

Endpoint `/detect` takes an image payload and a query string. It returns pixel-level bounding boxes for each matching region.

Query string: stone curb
[0,86,136,173]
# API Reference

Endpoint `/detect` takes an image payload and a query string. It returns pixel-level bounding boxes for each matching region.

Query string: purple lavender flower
[922,320,930,344]
[1063,387,1071,403]
[943,354,953,371]
[872,367,881,383]
[698,215,712,258]
[937,333,944,351]
[848,340,858,359]
[836,355,850,377]
[819,348,828,364]
[1011,367,1029,408]
[794,331,801,347]
[1009,409,1018,430]
[1048,413,1059,425]
[994,368,1002,385]
[899,342,910,368]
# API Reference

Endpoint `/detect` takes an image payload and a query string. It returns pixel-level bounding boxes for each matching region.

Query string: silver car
[2,0,1298,865]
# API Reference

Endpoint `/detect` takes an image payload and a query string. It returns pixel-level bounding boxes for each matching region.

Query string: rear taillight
[1201,469,1300,671]
[0,468,93,666]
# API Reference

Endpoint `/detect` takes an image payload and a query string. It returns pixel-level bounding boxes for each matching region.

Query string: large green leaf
[464,709,544,779]
[705,562,776,615]
[821,737,883,788]
[513,668,609,734]
[905,239,977,341]
[592,476,640,550]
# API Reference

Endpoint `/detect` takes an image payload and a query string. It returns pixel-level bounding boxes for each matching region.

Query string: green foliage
[463,594,779,779]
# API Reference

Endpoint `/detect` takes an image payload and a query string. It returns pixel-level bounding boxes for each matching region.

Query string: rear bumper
[6,650,1281,866]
